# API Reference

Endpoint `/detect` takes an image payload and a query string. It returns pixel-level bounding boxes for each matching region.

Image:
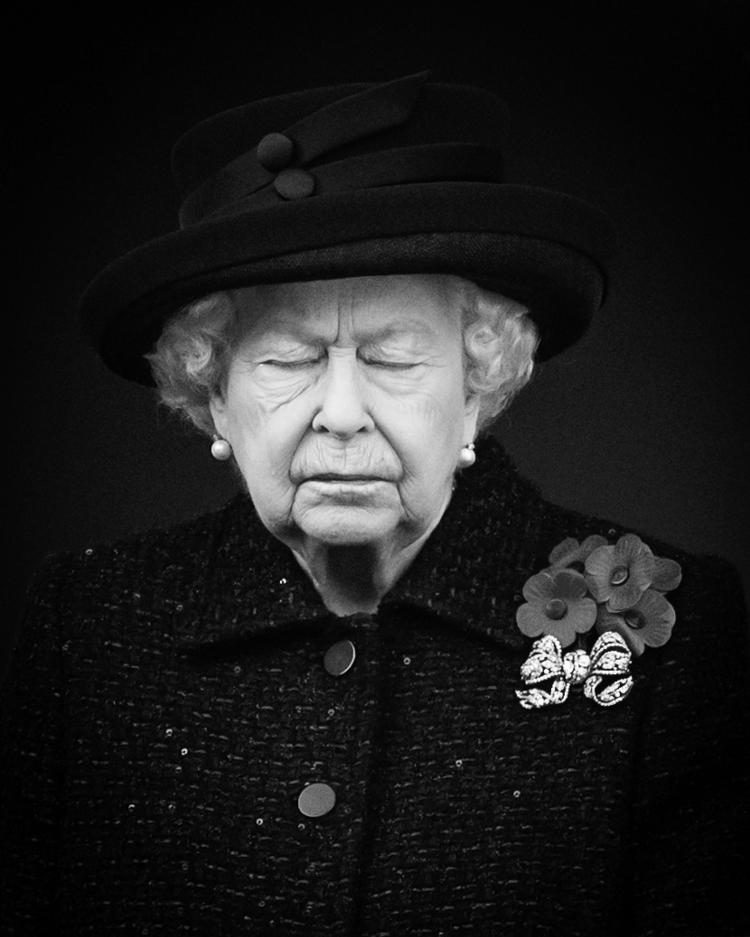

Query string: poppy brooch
[515,533,682,709]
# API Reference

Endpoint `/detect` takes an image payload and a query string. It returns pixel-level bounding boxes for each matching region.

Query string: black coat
[2,439,748,936]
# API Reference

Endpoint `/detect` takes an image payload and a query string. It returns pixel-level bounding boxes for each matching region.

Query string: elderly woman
[1,73,747,936]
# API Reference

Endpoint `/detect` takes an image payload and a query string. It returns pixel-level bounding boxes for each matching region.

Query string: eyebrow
[360,321,439,342]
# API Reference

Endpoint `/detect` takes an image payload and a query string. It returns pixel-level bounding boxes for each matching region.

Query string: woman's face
[209,275,479,554]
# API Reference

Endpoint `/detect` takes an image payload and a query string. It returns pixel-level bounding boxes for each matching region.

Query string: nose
[312,349,375,438]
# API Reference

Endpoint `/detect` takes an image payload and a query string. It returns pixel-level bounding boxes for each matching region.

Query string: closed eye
[359,356,420,370]
[259,357,324,369]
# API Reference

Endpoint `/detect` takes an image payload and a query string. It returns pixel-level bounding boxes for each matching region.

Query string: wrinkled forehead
[231,275,464,344]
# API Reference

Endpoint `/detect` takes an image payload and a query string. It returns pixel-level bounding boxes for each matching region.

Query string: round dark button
[323,639,356,676]
[298,782,336,818]
[256,132,295,171]
[273,168,315,200]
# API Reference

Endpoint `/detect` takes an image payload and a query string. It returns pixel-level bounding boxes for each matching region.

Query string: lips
[306,474,388,482]
[291,441,401,485]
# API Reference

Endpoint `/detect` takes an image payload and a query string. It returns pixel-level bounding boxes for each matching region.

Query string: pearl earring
[210,435,232,461]
[458,442,476,468]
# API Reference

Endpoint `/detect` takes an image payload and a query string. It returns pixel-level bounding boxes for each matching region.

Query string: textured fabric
[1,438,748,936]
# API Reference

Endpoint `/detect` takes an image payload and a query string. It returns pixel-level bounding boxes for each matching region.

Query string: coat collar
[174,437,553,654]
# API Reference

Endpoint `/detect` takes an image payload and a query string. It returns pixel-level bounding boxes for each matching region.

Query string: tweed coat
[1,438,748,937]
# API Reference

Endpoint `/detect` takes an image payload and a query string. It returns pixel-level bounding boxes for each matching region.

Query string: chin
[296,506,400,548]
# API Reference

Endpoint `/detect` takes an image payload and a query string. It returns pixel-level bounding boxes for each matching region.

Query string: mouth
[298,475,395,504]
[307,474,387,482]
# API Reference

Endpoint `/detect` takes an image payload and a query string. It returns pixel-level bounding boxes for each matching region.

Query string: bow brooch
[516,631,633,709]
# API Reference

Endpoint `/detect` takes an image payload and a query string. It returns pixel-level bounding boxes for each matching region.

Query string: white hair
[146,275,538,436]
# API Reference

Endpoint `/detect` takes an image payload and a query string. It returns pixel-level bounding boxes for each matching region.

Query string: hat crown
[172,73,510,208]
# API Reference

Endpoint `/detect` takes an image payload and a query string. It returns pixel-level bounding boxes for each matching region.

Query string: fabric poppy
[548,534,608,570]
[516,568,597,648]
[595,588,677,656]
[584,534,656,611]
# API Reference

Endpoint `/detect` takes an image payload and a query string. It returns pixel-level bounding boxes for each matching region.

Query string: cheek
[390,372,466,438]
[225,398,268,467]
[400,396,458,441]
[373,387,466,485]
[226,393,310,492]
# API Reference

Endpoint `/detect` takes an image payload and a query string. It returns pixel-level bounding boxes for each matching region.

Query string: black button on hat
[273,168,315,200]
[256,131,295,171]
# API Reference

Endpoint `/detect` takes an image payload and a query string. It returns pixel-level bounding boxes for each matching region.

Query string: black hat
[80,71,615,384]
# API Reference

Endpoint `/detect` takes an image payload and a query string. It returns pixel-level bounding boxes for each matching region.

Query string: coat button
[273,167,315,200]
[297,782,336,817]
[323,639,356,676]
[256,131,295,171]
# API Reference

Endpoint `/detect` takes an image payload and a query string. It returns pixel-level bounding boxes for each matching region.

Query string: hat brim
[80,181,615,384]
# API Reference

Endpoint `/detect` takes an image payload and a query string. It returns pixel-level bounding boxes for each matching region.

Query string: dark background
[7,4,749,671]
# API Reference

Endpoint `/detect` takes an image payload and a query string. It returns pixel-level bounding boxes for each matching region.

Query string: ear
[208,393,229,440]
[463,394,480,444]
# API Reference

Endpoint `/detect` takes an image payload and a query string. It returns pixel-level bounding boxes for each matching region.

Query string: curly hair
[146,275,538,436]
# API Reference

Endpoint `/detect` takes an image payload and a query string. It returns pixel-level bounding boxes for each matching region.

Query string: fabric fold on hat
[180,70,431,226]
[202,144,506,220]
